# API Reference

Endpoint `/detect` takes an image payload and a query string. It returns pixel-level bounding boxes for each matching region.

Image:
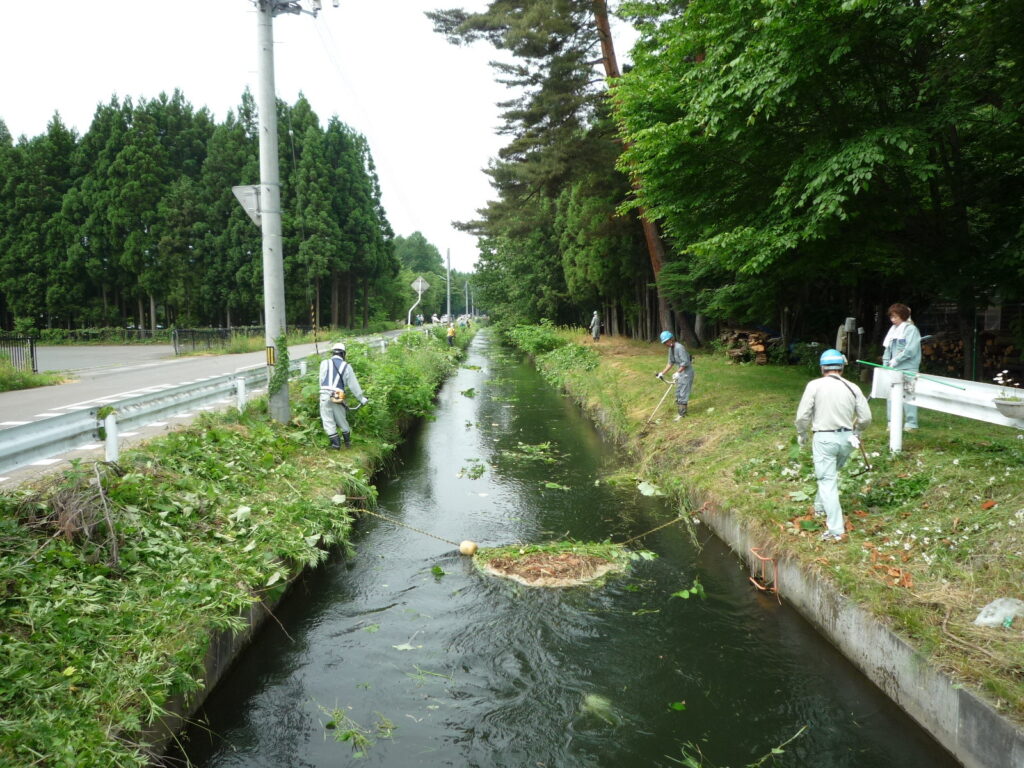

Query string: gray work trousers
[319,393,351,437]
[675,368,694,411]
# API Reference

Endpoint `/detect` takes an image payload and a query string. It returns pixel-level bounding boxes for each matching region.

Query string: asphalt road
[0,329,420,486]
[1,342,328,426]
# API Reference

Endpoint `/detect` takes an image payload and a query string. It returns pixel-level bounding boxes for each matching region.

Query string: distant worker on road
[589,311,601,342]
[795,349,872,543]
[318,342,367,450]
[655,330,693,420]
[447,323,456,347]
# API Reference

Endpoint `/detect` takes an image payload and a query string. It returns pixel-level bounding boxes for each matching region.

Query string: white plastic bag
[973,597,1024,627]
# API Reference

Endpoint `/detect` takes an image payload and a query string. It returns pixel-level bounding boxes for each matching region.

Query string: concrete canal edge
[559,370,1024,768]
[144,590,290,759]
[698,504,1024,768]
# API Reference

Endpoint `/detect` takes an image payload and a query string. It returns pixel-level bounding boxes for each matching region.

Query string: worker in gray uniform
[795,348,872,542]
[655,330,694,419]
[318,342,368,449]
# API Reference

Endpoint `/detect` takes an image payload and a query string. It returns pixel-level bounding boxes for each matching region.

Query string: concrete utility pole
[250,0,335,422]
[464,280,469,316]
[446,249,452,320]
[255,0,289,422]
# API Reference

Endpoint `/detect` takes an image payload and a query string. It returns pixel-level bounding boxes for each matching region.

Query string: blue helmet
[659,331,675,343]
[819,348,846,368]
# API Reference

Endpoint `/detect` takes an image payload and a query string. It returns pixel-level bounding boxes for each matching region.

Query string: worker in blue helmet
[655,330,694,420]
[795,349,872,542]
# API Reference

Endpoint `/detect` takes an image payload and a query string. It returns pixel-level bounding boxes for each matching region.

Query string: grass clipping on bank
[474,540,649,587]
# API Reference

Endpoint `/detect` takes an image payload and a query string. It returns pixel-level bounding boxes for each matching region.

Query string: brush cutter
[848,438,874,477]
[643,379,675,431]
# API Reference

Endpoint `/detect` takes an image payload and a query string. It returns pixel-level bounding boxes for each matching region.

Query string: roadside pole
[255,0,289,423]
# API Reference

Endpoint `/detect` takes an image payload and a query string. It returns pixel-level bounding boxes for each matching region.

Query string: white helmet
[331,342,346,356]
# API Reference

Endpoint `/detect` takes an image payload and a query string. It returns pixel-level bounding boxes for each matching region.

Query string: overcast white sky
[0,1,530,273]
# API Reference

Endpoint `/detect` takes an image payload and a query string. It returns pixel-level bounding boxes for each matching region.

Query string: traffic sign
[232,185,262,227]
[411,276,430,293]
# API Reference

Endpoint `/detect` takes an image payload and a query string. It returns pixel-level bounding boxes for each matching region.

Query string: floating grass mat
[474,540,653,588]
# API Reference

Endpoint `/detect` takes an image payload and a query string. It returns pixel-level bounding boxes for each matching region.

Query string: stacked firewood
[720,329,771,365]
[981,336,1020,373]
[920,336,962,375]
[921,334,1022,378]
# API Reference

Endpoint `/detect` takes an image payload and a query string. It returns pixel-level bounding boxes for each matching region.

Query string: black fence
[172,327,315,356]
[32,328,174,344]
[0,335,38,372]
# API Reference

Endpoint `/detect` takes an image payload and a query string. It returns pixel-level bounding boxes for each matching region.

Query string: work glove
[655,372,664,381]
[848,433,860,449]
[797,433,807,449]
[360,397,369,406]
[671,372,680,383]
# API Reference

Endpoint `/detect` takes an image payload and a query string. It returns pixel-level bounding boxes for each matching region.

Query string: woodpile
[921,334,1022,378]
[981,336,1019,374]
[720,329,772,365]
[921,335,963,375]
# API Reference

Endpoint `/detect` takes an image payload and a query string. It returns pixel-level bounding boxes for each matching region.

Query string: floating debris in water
[637,481,665,497]
[580,693,620,725]
[474,541,653,587]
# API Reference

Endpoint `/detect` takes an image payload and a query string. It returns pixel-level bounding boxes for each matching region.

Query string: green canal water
[172,332,956,767]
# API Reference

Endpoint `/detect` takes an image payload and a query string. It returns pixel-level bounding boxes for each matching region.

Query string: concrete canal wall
[699,502,1024,768]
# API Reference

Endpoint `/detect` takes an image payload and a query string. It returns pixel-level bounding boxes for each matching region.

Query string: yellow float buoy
[459,540,479,556]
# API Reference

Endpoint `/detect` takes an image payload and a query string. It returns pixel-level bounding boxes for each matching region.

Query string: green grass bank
[504,323,1023,729]
[0,325,474,767]
[0,355,66,392]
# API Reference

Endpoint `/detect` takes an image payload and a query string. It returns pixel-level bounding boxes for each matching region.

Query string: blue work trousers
[812,431,854,537]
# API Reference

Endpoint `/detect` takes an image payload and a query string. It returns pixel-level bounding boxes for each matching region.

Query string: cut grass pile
[511,326,1024,725]
[474,540,653,587]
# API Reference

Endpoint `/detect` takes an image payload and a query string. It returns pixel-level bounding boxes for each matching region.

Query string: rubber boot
[328,433,341,450]
[674,405,687,421]
[342,431,351,449]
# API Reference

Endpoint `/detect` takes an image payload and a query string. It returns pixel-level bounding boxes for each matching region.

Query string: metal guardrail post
[889,381,904,452]
[104,413,119,462]
[300,360,307,376]
[235,377,246,411]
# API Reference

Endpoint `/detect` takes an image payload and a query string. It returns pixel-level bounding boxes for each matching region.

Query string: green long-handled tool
[855,360,967,390]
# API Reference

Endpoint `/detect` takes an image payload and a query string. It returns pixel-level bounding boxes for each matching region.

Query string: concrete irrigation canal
[170,333,957,767]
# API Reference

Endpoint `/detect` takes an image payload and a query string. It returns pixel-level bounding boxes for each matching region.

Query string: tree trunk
[592,0,697,346]
[314,276,321,330]
[331,272,340,329]
[149,294,157,332]
[343,274,353,328]
[959,297,977,381]
[362,277,369,329]
[137,296,145,330]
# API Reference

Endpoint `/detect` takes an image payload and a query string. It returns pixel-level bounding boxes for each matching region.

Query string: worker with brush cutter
[319,342,368,450]
[795,349,872,543]
[655,330,694,420]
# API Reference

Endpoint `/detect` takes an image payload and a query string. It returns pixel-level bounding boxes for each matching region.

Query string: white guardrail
[0,362,289,476]
[869,367,1024,451]
[0,329,425,476]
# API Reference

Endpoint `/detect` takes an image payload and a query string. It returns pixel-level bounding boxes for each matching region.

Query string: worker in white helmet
[318,342,367,449]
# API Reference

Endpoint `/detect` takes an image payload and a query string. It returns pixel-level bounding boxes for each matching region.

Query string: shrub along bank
[504,323,1024,727]
[0,327,474,767]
